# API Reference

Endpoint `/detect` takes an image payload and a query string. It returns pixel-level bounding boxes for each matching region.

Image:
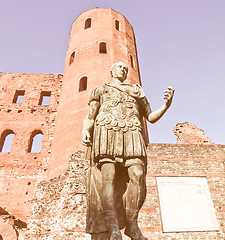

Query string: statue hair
[110,62,128,78]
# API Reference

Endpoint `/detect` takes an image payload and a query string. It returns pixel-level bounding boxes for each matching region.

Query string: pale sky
[1,0,225,144]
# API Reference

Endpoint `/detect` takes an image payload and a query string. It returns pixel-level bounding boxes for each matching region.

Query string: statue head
[110,62,128,82]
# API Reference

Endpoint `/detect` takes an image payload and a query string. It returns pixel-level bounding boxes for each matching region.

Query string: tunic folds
[89,82,150,164]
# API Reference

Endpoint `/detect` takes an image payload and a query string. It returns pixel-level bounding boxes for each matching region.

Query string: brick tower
[49,8,145,178]
[1,8,224,240]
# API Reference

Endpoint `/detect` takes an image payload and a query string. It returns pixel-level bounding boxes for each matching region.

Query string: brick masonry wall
[0,73,62,226]
[25,143,225,240]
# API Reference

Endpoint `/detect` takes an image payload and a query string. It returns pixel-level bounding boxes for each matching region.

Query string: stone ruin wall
[1,8,224,240]
[0,79,224,240]
[24,140,225,240]
[0,73,63,239]
[174,122,213,144]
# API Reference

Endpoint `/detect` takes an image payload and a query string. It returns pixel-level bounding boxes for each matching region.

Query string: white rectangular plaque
[156,177,219,232]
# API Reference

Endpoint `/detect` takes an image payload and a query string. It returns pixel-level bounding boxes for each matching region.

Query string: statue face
[111,62,128,81]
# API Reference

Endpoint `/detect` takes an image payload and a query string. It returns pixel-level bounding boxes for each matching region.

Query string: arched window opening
[12,90,25,104]
[28,131,43,153]
[99,42,107,54]
[85,18,92,29]
[130,54,135,69]
[69,51,75,65]
[0,130,14,153]
[115,20,120,31]
[79,77,87,92]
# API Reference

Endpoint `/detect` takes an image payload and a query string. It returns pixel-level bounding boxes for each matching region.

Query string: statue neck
[112,78,126,85]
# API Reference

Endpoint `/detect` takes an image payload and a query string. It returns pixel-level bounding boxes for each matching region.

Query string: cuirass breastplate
[95,86,142,132]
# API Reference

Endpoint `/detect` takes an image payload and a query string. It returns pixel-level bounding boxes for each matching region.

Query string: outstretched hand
[164,86,175,108]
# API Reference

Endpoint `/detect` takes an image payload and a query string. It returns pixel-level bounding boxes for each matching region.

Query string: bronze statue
[83,62,174,240]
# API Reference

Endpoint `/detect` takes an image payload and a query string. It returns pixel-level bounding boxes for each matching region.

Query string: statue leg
[91,232,110,240]
[101,162,123,240]
[124,163,148,240]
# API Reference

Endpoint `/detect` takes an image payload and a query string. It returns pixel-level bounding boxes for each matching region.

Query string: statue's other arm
[82,101,100,146]
[145,86,175,124]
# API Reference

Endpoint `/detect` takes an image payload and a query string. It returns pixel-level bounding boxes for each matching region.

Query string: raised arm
[82,101,100,146]
[147,86,175,124]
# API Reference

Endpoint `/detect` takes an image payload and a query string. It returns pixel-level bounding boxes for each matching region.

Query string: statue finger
[82,141,88,146]
[164,96,169,101]
[168,86,175,93]
[164,93,170,98]
[83,139,92,146]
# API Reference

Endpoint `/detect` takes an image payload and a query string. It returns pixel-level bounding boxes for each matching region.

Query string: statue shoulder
[89,87,101,104]
[132,83,143,90]
[88,83,110,104]
[132,84,146,98]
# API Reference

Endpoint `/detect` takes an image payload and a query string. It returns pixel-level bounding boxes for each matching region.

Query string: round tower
[48,8,146,178]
